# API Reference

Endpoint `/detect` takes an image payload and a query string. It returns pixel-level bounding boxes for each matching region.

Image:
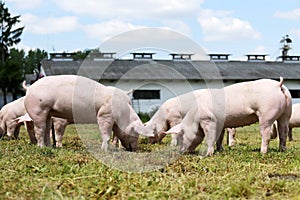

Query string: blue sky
[5,0,300,60]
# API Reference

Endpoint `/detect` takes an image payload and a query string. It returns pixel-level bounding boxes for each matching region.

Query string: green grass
[1,124,300,199]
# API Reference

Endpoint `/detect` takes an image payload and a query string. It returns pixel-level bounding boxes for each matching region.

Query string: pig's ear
[165,124,183,134]
[134,124,155,137]
[126,89,134,95]
[15,113,32,123]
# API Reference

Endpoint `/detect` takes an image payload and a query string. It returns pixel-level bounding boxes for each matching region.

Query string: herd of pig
[0,75,299,156]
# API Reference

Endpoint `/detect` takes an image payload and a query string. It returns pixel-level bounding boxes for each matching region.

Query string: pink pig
[272,103,300,141]
[166,78,292,156]
[0,97,35,142]
[146,90,202,146]
[24,75,154,151]
[287,103,300,141]
[146,90,232,150]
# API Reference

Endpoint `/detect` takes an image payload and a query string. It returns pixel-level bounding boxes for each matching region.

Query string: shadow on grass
[268,173,300,181]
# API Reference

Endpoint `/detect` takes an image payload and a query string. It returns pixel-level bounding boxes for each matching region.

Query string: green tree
[71,49,91,60]
[0,2,24,105]
[25,48,48,74]
[5,48,25,99]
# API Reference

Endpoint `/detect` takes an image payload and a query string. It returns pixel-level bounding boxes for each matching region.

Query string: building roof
[41,59,300,81]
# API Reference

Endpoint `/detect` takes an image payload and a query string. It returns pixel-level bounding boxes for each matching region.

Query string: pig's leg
[228,128,236,147]
[6,123,17,140]
[43,116,52,147]
[34,122,46,147]
[54,122,67,148]
[216,129,225,152]
[288,127,293,141]
[187,128,205,153]
[13,124,21,140]
[99,123,113,151]
[154,124,168,144]
[148,134,160,144]
[270,122,278,139]
[170,119,181,146]
[201,119,218,156]
[24,121,37,144]
[33,113,50,147]
[260,126,272,154]
[170,133,179,146]
[148,122,169,144]
[112,132,122,149]
[97,115,114,151]
[259,120,273,154]
[277,117,289,151]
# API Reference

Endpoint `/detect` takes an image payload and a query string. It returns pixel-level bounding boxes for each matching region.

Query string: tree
[71,49,91,60]
[5,48,25,99]
[0,2,24,104]
[25,48,48,74]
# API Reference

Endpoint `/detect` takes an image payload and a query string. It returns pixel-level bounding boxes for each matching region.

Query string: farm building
[37,48,300,114]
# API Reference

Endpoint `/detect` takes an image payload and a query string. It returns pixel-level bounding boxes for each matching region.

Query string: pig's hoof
[30,139,37,145]
[279,147,287,152]
[260,149,268,154]
[216,146,224,152]
[179,150,187,155]
[228,142,235,147]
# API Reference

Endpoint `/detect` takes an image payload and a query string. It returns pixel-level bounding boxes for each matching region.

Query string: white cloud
[198,9,261,42]
[251,45,267,54]
[161,20,191,37]
[53,0,203,20]
[12,43,38,54]
[6,0,42,10]
[274,8,300,20]
[84,20,146,42]
[21,14,80,34]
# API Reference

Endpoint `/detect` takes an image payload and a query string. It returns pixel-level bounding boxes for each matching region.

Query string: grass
[1,124,300,199]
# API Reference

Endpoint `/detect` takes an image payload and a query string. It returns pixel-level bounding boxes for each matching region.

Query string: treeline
[0,48,47,103]
[0,2,92,105]
[0,48,93,105]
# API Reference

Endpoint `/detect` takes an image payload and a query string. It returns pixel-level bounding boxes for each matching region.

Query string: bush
[138,112,150,123]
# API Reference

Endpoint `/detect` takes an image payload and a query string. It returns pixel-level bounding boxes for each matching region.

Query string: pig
[165,78,292,156]
[146,90,202,146]
[24,75,154,151]
[272,103,300,141]
[22,79,70,147]
[287,104,300,141]
[0,97,36,143]
[146,91,238,150]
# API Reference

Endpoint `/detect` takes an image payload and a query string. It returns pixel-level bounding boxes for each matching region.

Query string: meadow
[1,124,300,199]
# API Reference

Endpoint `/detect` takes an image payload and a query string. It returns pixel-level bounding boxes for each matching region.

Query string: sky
[4,0,300,61]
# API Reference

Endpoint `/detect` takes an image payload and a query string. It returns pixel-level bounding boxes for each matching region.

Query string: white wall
[283,80,300,104]
[101,79,225,113]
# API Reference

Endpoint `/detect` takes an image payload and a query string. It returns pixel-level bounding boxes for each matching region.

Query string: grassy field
[1,124,300,199]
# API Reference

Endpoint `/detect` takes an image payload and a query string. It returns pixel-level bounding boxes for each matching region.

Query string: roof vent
[88,52,116,61]
[50,53,75,61]
[246,54,267,62]
[208,54,231,61]
[280,55,300,62]
[170,53,193,61]
[131,52,155,60]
